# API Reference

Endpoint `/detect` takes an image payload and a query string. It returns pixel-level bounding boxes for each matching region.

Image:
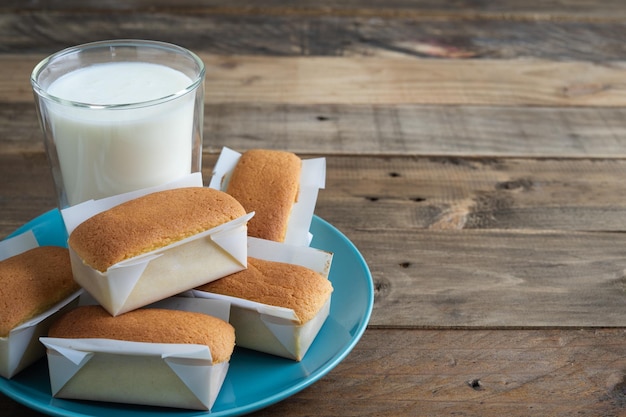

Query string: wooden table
[3,1,626,415]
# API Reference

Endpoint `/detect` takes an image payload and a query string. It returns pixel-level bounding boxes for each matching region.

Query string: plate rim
[1,210,374,417]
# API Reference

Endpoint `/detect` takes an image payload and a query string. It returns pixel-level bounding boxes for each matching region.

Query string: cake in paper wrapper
[40,298,234,411]
[209,147,325,246]
[63,174,252,316]
[0,231,81,378]
[191,237,333,361]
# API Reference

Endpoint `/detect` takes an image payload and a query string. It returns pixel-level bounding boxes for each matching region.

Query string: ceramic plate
[0,210,374,417]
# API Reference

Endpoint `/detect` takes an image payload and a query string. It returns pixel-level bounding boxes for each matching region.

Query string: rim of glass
[30,39,206,110]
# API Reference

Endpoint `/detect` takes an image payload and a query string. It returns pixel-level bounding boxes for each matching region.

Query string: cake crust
[196,257,333,324]
[226,149,301,242]
[49,305,236,364]
[0,246,79,337]
[68,187,247,272]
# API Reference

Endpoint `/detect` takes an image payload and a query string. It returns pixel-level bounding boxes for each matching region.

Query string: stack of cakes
[1,148,331,411]
[43,177,248,410]
[199,148,333,361]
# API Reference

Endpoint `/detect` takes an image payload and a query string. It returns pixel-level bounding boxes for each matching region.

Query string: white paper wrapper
[40,297,232,411]
[209,147,326,246]
[62,173,252,316]
[188,237,333,361]
[0,231,81,379]
[0,229,38,260]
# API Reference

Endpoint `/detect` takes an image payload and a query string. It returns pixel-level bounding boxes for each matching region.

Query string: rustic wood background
[2,1,626,416]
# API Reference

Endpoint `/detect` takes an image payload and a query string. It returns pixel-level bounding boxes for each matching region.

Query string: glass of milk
[31,40,205,208]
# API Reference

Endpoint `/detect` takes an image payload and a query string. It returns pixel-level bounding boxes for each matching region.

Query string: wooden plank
[201,56,626,106]
[0,104,42,152]
[3,13,626,61]
[0,152,57,238]
[317,156,626,232]
[3,0,626,21]
[6,54,626,107]
[356,227,626,328]
[4,328,626,416]
[204,104,626,158]
[4,154,626,237]
[252,329,626,417]
[8,103,626,158]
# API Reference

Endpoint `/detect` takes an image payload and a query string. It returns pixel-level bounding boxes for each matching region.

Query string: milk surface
[48,62,191,105]
[46,62,195,206]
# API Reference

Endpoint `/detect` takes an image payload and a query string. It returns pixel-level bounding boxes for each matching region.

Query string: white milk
[46,62,195,206]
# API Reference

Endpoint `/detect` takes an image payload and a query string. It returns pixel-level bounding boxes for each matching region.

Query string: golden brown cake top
[49,305,236,364]
[226,149,301,242]
[196,257,333,325]
[0,246,79,338]
[68,187,247,272]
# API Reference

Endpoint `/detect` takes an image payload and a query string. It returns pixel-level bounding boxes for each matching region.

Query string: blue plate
[0,210,374,417]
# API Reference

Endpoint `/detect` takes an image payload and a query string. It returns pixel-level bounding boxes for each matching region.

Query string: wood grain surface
[7,55,626,106]
[7,102,626,157]
[2,1,626,416]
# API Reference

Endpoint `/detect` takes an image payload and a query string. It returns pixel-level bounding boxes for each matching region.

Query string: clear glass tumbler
[31,39,205,208]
